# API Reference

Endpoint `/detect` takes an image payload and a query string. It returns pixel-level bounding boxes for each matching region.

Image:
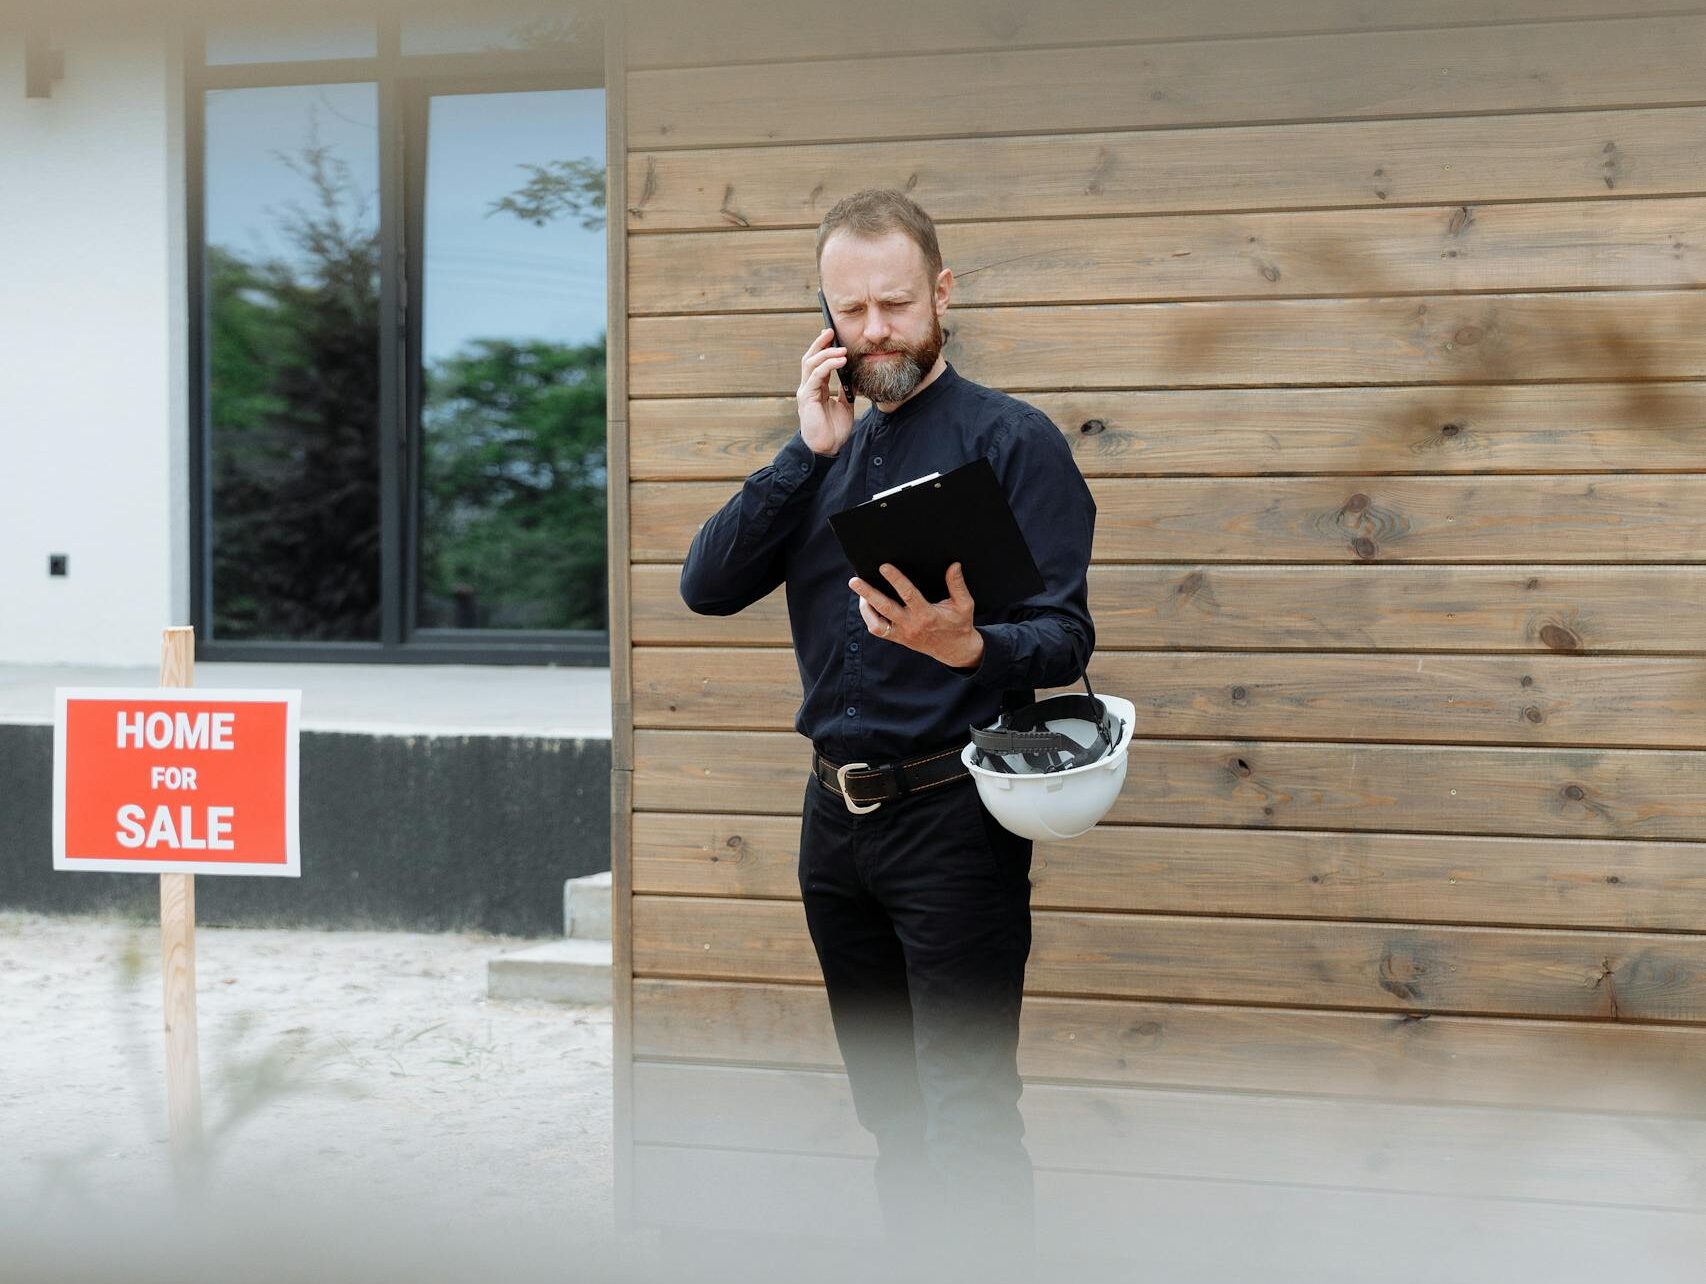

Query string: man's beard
[846,316,945,405]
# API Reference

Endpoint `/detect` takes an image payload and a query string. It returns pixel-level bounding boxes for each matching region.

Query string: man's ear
[934,266,954,315]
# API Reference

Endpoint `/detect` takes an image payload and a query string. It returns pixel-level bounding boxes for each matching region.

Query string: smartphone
[817,288,853,404]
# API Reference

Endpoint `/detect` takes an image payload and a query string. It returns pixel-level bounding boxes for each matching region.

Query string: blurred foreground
[0,911,615,1281]
[6,909,1706,1283]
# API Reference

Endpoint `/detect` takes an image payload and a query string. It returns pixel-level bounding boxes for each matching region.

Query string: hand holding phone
[798,289,857,456]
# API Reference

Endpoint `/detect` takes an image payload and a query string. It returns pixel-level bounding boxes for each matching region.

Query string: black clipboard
[828,457,1046,612]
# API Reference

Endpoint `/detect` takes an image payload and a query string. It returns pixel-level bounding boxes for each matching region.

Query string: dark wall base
[0,725,610,938]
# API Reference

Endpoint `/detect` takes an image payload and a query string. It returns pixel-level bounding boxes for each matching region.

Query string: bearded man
[680,188,1096,1267]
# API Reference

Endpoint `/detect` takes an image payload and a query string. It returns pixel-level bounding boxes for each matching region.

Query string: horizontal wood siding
[634,474,1706,563]
[632,564,1706,651]
[629,199,1706,314]
[632,814,1706,932]
[632,647,1706,745]
[626,108,1706,231]
[630,382,1706,479]
[632,978,1706,1114]
[630,293,1706,395]
[628,16,1706,148]
[633,895,1706,1020]
[617,0,1706,1235]
[632,729,1706,838]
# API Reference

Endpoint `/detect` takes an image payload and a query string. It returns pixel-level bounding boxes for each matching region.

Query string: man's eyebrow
[830,291,914,306]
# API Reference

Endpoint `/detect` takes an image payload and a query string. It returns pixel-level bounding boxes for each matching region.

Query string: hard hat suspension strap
[969,675,1120,774]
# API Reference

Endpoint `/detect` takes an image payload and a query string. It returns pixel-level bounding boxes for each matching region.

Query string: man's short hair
[816,189,944,282]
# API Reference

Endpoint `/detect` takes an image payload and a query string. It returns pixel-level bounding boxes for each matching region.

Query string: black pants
[798,771,1035,1266]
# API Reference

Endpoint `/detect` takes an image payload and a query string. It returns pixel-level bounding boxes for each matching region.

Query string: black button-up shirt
[679,363,1096,765]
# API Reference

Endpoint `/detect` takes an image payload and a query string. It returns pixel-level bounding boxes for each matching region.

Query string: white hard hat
[961,677,1134,842]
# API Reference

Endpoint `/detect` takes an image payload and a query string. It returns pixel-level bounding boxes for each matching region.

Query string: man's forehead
[820,230,930,298]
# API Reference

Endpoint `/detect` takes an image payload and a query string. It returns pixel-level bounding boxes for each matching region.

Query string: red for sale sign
[53,689,301,876]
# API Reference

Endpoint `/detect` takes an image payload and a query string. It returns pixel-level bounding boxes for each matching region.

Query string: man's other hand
[850,562,985,670]
[798,328,856,456]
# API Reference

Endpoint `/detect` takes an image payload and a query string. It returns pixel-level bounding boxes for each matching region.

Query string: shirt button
[847,641,860,653]
[846,706,858,717]
[872,456,883,466]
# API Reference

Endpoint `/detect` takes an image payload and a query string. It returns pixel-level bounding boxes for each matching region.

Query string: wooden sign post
[158,626,204,1172]
[52,626,301,1180]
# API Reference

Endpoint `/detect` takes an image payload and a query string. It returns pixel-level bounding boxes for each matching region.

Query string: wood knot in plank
[1085,148,1114,198]
[1555,782,1612,823]
[1123,1020,1164,1042]
[627,157,658,219]
[1592,958,1620,1019]
[1322,491,1409,560]
[1601,140,1622,190]
[717,184,749,227]
[1378,949,1427,1003]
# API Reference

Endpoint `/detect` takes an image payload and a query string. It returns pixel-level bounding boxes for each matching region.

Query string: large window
[189,7,608,662]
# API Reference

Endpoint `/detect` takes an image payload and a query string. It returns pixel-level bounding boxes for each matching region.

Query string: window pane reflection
[204,83,382,641]
[416,88,607,633]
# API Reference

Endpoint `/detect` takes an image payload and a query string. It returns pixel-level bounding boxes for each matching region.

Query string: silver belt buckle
[835,761,882,815]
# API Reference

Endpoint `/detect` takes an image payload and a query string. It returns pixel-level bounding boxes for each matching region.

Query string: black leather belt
[812,744,971,814]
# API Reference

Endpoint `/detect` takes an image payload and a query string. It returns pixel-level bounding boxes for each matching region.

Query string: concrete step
[565,869,612,940]
[487,938,612,1005]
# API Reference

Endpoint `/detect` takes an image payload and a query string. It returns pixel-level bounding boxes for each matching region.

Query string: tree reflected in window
[201,77,607,648]
[206,90,382,641]
[415,86,607,633]
[419,337,607,631]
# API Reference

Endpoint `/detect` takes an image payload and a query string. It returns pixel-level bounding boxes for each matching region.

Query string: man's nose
[861,310,890,344]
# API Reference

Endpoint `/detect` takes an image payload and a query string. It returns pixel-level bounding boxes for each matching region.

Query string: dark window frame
[186,9,610,665]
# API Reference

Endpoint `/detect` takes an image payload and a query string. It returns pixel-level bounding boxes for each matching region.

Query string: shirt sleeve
[679,433,838,616]
[965,408,1096,689]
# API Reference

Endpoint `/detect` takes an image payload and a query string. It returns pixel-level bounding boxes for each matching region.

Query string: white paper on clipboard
[871,471,941,501]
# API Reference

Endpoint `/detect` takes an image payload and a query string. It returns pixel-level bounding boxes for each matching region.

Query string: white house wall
[0,20,187,666]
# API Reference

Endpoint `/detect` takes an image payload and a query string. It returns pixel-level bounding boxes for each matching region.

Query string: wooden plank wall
[612,0,1706,1261]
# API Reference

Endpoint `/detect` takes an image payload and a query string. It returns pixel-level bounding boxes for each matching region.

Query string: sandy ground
[0,910,625,1282]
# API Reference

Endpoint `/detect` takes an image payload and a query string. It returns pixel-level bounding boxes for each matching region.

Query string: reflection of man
[680,189,1095,1267]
